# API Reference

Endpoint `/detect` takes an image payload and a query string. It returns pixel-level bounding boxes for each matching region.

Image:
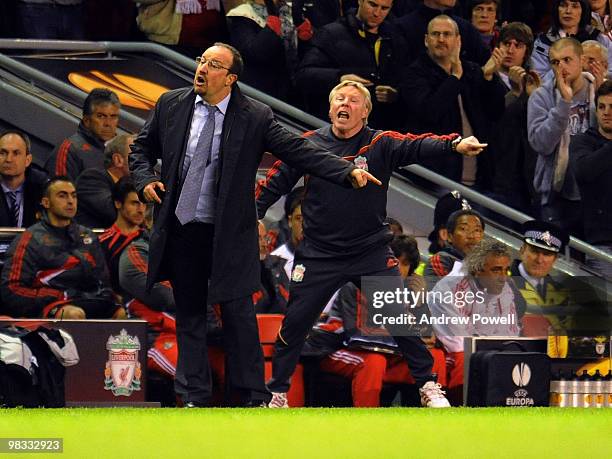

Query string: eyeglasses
[195,56,231,72]
[427,31,456,39]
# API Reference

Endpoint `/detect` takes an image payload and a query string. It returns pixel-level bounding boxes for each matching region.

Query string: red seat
[257,314,304,407]
[521,314,551,337]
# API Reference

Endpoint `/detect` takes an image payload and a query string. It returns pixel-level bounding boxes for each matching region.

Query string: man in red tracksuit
[257,80,487,408]
[45,88,121,181]
[0,176,120,319]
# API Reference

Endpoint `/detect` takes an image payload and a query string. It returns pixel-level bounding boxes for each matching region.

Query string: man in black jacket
[257,79,486,408]
[129,42,377,407]
[75,134,133,229]
[295,0,409,130]
[396,0,490,65]
[488,22,539,215]
[401,15,506,187]
[571,79,612,279]
[0,130,47,228]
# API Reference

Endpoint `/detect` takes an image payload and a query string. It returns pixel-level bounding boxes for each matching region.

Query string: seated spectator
[426,190,471,255]
[226,0,313,102]
[76,134,133,229]
[0,177,122,320]
[295,0,410,130]
[571,79,612,278]
[302,235,449,407]
[0,130,47,228]
[531,0,611,79]
[99,178,147,295]
[15,0,85,40]
[424,208,485,279]
[581,39,609,85]
[469,0,501,51]
[397,0,491,66]
[429,239,524,397]
[45,88,120,181]
[488,22,541,215]
[136,0,228,56]
[510,220,571,334]
[528,37,596,236]
[401,15,506,187]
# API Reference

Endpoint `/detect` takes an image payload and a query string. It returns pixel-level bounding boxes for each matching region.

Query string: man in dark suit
[0,130,47,228]
[129,42,378,407]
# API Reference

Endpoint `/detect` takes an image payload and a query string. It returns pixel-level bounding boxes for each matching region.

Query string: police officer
[511,220,570,334]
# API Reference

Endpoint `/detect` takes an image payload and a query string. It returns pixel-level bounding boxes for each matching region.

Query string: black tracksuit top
[256,125,455,257]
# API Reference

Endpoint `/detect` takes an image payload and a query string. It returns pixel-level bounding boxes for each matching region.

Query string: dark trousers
[168,220,267,405]
[267,244,434,393]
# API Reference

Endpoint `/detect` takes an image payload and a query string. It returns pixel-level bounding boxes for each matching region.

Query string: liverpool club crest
[104,329,142,396]
[354,155,368,171]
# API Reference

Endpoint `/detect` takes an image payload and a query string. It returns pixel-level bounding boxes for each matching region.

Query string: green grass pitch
[1,407,610,458]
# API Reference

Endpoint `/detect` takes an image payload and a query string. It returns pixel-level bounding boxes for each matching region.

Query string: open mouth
[337,111,350,120]
[195,74,206,85]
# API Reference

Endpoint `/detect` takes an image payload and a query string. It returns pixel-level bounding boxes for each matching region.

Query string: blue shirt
[182,92,231,223]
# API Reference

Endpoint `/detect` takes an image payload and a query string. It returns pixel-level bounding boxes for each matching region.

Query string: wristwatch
[451,136,462,152]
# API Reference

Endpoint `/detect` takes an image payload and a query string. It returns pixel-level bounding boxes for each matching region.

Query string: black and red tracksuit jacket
[256,125,456,257]
[99,226,176,338]
[0,215,111,318]
[44,122,105,182]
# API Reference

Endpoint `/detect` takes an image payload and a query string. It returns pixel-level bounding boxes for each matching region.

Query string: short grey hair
[464,239,511,276]
[103,134,132,169]
[582,40,608,63]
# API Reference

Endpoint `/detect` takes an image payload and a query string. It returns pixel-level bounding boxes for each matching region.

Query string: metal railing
[0,39,326,129]
[402,165,612,265]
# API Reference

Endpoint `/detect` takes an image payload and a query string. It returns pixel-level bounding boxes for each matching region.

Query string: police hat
[428,191,471,242]
[521,220,569,253]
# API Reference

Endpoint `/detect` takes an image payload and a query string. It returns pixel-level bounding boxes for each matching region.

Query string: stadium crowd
[0,0,611,407]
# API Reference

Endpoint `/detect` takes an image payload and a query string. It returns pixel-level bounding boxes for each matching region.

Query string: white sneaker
[268,392,289,408]
[419,381,451,408]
